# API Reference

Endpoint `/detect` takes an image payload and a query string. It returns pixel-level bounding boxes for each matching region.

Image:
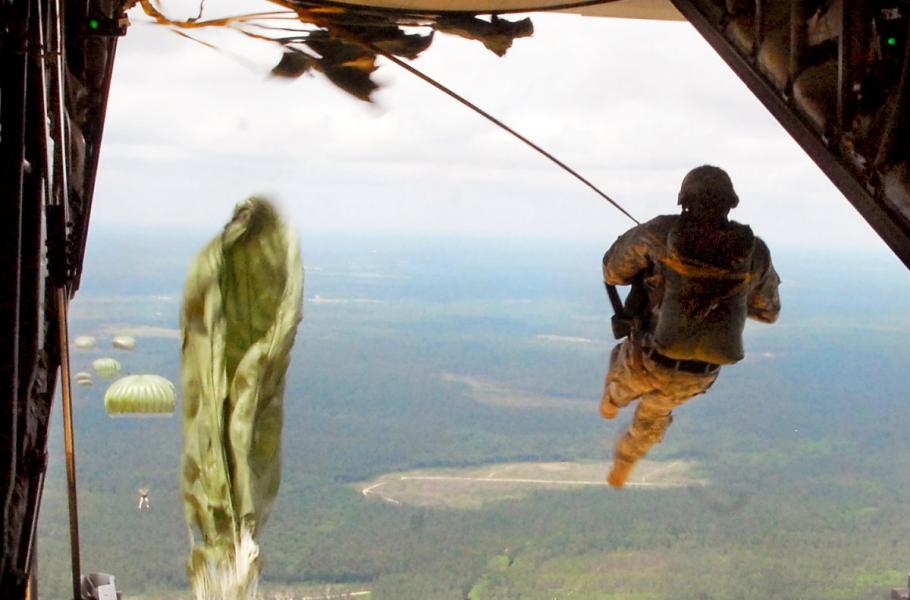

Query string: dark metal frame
[0,0,123,597]
[1,2,57,596]
[2,0,910,597]
[671,0,910,269]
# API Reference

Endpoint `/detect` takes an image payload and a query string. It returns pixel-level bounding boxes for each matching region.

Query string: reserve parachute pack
[653,218,755,365]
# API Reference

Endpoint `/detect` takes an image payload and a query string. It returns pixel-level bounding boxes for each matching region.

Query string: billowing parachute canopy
[92,358,122,380]
[74,372,93,387]
[112,335,136,351]
[181,196,304,597]
[74,336,97,350]
[104,374,177,417]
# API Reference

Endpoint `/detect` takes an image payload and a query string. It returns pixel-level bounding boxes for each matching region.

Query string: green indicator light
[89,18,99,30]
[887,36,897,46]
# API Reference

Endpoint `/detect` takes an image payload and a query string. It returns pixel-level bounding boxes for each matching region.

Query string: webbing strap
[660,255,755,281]
[605,282,625,318]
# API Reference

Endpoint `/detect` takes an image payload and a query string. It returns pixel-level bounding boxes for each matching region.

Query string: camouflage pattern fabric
[602,215,781,330]
[602,338,718,464]
[181,198,303,599]
[601,212,780,486]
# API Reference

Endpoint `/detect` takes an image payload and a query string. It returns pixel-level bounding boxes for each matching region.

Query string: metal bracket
[45,203,71,289]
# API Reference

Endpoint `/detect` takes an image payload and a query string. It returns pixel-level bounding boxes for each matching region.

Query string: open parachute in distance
[92,358,121,379]
[104,374,176,417]
[74,372,93,387]
[112,335,136,351]
[73,336,97,350]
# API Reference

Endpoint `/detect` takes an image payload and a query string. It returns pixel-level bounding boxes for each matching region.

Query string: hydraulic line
[56,289,82,600]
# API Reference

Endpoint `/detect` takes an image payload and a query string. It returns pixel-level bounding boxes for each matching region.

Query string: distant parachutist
[112,335,136,351]
[138,488,150,513]
[74,371,93,387]
[104,374,176,417]
[74,336,97,350]
[93,357,122,380]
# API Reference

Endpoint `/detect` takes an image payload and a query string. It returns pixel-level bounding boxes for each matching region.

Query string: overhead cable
[368,44,641,226]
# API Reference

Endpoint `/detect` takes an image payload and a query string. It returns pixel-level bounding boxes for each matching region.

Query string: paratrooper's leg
[600,340,650,420]
[607,365,718,487]
[608,394,675,487]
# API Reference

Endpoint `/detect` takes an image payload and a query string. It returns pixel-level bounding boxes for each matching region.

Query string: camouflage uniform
[601,213,780,484]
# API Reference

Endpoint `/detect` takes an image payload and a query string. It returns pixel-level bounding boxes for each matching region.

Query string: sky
[92,0,891,255]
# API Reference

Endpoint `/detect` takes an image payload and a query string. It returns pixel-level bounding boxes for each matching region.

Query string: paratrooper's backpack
[653,218,755,365]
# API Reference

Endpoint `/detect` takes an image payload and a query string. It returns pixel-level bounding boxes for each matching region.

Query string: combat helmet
[677,165,739,216]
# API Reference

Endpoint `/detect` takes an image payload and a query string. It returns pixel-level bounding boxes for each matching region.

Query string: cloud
[350,272,409,280]
[101,325,182,339]
[91,6,887,253]
[535,334,594,344]
[308,296,383,305]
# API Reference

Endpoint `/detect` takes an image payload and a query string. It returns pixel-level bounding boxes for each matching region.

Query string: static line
[366,43,641,226]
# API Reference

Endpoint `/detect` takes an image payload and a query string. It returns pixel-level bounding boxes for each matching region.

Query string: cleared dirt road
[360,460,707,508]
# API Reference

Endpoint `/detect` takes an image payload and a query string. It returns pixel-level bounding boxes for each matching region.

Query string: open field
[127,585,371,600]
[358,460,708,509]
[39,237,910,600]
[441,372,592,411]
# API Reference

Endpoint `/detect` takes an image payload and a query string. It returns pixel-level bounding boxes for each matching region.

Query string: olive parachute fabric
[112,335,137,350]
[74,372,93,387]
[92,357,121,379]
[180,197,303,600]
[74,335,97,350]
[104,374,177,416]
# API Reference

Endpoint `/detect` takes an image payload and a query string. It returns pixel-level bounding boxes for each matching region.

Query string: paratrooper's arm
[747,238,781,323]
[602,222,659,285]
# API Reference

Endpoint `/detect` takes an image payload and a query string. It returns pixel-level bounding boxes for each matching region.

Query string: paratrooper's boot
[607,457,635,488]
[600,397,621,420]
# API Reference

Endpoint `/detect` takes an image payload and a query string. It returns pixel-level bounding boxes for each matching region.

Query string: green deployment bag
[181,197,303,599]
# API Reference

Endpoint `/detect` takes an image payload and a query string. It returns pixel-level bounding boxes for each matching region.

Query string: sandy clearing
[441,372,591,411]
[359,460,707,509]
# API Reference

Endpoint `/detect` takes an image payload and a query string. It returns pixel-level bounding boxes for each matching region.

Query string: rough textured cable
[369,44,641,226]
